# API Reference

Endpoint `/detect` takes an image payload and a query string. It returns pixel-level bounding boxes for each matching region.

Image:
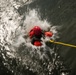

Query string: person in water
[29,26,53,46]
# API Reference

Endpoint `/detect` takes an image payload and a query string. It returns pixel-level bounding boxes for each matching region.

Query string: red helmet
[33,26,42,36]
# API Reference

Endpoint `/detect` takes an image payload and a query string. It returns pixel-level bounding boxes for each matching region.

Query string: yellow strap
[49,40,76,48]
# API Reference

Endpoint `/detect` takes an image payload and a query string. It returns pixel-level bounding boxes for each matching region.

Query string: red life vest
[29,29,34,38]
[45,31,53,37]
[34,41,42,46]
[29,26,53,46]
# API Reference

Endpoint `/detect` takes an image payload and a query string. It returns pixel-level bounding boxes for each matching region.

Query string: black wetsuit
[31,34,42,45]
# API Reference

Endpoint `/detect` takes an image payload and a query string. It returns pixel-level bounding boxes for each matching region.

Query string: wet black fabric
[31,36,42,45]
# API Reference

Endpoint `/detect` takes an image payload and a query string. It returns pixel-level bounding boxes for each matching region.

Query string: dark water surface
[0,0,76,75]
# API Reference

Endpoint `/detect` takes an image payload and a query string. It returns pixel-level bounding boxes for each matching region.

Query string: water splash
[0,1,59,74]
[11,9,59,74]
[11,0,34,9]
